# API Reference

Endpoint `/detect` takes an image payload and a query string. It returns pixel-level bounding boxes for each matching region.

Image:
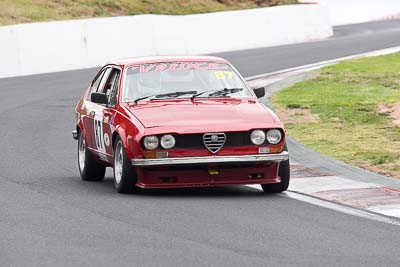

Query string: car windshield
[122,62,253,102]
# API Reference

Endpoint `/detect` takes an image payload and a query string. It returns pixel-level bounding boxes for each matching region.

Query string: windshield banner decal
[130,62,230,73]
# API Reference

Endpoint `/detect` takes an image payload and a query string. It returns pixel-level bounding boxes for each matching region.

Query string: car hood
[126,99,282,133]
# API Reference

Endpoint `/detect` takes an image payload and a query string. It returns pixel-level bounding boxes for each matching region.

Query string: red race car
[73,56,289,194]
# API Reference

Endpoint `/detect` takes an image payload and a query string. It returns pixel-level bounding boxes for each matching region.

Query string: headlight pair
[250,129,282,145]
[143,134,175,150]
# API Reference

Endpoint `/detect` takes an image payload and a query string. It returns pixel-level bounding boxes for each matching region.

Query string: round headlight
[143,136,159,150]
[160,134,175,149]
[250,130,266,145]
[266,129,282,144]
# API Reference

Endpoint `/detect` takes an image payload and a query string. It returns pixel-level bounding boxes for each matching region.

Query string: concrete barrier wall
[0,4,332,78]
[300,0,400,26]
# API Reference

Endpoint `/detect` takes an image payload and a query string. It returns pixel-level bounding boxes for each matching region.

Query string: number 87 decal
[214,71,233,79]
[94,118,106,153]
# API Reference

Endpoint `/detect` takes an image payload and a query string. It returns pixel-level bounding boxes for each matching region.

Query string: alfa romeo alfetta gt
[73,56,289,194]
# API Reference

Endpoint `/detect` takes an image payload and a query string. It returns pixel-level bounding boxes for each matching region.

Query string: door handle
[89,111,95,117]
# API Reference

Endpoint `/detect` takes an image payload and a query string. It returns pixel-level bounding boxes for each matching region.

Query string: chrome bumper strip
[131,151,289,166]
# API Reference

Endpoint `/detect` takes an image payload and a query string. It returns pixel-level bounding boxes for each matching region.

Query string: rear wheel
[113,137,141,194]
[261,143,290,193]
[77,130,106,181]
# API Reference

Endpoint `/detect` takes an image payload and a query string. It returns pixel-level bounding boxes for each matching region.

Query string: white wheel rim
[78,135,86,172]
[114,142,123,184]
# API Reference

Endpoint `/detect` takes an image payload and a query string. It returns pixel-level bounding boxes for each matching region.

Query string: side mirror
[91,92,108,105]
[253,87,265,98]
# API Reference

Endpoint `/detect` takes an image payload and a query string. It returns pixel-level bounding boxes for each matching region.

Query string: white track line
[367,204,400,218]
[244,185,400,226]
[283,191,400,226]
[245,45,400,82]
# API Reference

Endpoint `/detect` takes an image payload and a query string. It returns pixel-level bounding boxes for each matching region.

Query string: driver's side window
[107,69,121,107]
[98,68,121,107]
[89,69,105,96]
[88,68,111,101]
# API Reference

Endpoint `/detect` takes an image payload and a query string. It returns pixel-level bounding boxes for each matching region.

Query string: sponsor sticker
[129,62,230,74]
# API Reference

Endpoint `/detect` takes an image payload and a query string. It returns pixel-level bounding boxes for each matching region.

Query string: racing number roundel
[104,133,110,147]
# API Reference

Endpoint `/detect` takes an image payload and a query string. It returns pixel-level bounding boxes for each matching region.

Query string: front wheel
[113,137,141,194]
[77,130,106,181]
[261,144,290,193]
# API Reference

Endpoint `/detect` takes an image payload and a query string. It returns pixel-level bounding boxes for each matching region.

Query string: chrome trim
[203,133,226,153]
[131,151,288,166]
[72,130,78,140]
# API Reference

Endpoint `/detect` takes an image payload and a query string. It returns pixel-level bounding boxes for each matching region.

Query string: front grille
[203,133,226,153]
[174,132,254,149]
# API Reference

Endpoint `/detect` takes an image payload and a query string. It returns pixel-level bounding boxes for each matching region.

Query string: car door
[99,67,122,160]
[82,68,108,151]
[86,67,112,162]
[90,67,121,163]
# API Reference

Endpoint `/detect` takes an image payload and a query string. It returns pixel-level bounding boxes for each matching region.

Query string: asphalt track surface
[1,21,400,266]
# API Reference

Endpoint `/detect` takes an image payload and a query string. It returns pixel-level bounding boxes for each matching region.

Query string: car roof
[110,55,230,67]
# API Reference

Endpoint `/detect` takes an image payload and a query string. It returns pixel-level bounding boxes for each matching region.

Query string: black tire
[261,143,290,193]
[113,137,141,194]
[77,130,106,181]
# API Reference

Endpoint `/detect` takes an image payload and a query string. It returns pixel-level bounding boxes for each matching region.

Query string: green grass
[274,52,400,178]
[0,0,298,25]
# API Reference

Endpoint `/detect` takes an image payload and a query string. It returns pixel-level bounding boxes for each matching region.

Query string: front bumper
[131,151,288,166]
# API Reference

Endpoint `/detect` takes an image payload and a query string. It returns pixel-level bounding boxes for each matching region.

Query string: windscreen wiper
[156,90,197,98]
[134,90,198,103]
[191,88,243,100]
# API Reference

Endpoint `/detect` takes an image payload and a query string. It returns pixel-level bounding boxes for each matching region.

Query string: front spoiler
[131,151,289,166]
